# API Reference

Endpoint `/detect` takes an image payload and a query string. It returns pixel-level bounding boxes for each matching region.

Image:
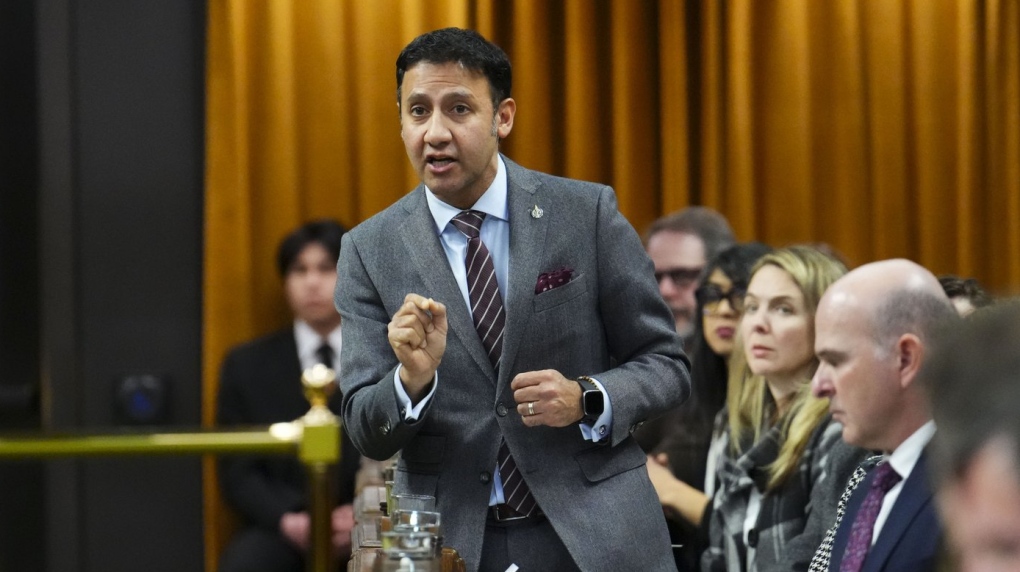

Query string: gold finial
[301,365,338,425]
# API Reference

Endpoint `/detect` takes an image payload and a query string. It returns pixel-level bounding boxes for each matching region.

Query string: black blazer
[216,328,361,529]
[827,452,941,572]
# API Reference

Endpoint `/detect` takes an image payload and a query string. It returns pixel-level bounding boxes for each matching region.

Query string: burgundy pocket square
[535,267,574,294]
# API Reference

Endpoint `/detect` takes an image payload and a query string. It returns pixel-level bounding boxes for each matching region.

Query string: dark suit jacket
[827,452,941,572]
[335,157,691,571]
[216,328,361,530]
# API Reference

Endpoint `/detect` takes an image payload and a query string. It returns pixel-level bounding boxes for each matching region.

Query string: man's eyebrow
[405,88,477,101]
[438,90,479,105]
[816,348,844,361]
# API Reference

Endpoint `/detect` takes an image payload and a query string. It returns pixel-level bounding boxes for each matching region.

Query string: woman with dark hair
[649,242,771,570]
[654,242,773,488]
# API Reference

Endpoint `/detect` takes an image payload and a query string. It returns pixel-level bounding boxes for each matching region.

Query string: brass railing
[0,365,341,572]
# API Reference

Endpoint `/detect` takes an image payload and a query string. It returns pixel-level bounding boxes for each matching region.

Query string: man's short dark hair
[396,27,512,111]
[644,207,736,262]
[276,219,346,278]
[938,274,993,309]
[923,300,1020,484]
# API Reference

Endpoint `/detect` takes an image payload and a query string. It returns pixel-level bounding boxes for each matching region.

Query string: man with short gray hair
[809,259,957,572]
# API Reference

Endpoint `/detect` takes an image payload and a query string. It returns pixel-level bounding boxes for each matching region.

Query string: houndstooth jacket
[807,455,884,571]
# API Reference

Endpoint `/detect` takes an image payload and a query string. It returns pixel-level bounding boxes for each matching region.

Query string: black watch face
[583,390,604,416]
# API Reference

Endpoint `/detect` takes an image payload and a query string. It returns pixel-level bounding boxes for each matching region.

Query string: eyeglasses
[697,284,746,314]
[654,267,703,288]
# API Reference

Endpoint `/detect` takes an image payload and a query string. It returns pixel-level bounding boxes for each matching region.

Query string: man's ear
[495,98,516,139]
[897,333,924,389]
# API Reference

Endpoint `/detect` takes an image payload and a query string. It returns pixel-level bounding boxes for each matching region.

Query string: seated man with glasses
[643,207,735,344]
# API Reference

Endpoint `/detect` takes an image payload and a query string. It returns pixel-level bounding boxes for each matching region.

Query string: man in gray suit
[335,28,690,572]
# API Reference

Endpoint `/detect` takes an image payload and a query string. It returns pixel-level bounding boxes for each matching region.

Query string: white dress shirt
[871,420,936,544]
[294,319,342,377]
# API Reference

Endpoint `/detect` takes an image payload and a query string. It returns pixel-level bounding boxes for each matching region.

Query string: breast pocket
[533,274,588,313]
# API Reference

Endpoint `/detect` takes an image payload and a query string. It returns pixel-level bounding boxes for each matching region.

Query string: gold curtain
[203,0,1019,568]
[693,0,1020,279]
[202,2,687,567]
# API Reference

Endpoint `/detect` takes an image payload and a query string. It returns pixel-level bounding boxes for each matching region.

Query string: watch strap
[576,375,602,425]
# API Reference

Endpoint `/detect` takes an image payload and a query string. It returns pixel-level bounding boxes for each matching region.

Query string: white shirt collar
[886,419,936,480]
[424,156,509,232]
[293,319,342,371]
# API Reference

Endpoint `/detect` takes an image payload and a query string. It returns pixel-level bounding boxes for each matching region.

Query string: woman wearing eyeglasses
[647,242,771,571]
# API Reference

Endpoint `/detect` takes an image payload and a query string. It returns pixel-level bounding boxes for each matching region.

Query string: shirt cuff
[392,366,437,421]
[578,376,612,442]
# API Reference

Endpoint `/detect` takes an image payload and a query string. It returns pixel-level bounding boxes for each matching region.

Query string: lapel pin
[531,204,544,219]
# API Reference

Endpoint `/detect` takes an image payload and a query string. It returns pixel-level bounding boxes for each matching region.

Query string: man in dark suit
[218,220,361,572]
[808,259,957,572]
[334,28,690,572]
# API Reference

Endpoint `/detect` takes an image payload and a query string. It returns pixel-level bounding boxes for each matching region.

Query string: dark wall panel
[74,2,206,571]
[0,1,45,570]
[36,0,207,570]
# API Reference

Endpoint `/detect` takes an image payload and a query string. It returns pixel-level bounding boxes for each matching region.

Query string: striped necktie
[450,211,536,516]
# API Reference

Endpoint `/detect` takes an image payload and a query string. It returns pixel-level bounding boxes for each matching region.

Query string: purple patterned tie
[839,462,902,572]
[449,211,536,516]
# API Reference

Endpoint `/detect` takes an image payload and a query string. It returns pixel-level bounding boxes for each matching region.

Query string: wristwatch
[576,375,605,425]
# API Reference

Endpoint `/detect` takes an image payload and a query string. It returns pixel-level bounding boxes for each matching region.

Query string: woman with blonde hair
[649,245,867,570]
[698,245,868,571]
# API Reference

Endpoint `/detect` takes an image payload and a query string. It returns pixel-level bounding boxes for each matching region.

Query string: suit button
[496,403,508,417]
[480,472,491,484]
[379,421,391,435]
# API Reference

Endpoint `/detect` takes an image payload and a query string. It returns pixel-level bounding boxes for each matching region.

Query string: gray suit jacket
[335,157,690,571]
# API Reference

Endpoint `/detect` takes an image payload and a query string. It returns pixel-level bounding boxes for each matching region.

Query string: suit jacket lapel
[863,453,935,572]
[500,158,548,387]
[399,187,496,384]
